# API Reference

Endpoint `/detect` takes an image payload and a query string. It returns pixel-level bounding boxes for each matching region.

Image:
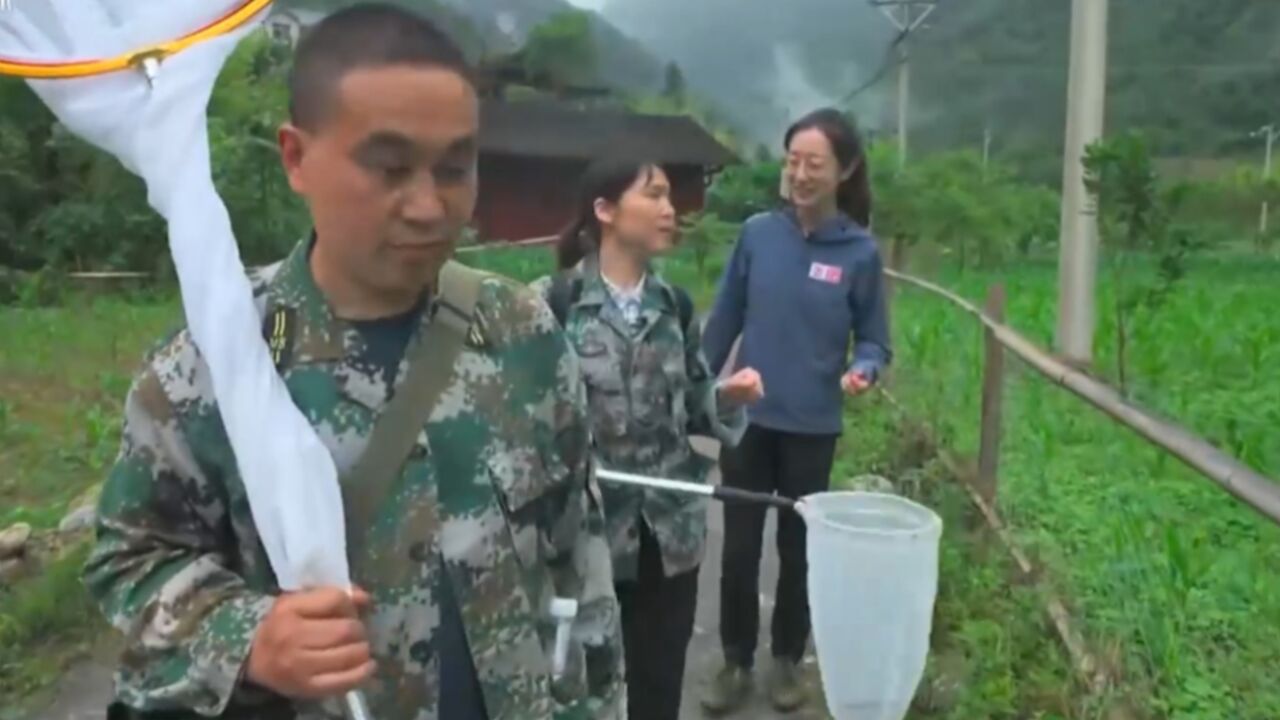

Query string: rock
[59,505,97,535]
[0,557,24,585]
[846,474,896,494]
[59,482,102,535]
[0,522,32,559]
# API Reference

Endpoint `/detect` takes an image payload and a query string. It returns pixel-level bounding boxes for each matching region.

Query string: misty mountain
[283,0,664,93]
[913,0,1280,166]
[599,0,1280,166]
[439,0,664,92]
[599,0,897,148]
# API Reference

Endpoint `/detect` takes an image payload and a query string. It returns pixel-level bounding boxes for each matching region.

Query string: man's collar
[260,235,346,363]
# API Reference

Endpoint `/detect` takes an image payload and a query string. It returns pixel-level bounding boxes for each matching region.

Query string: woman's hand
[841,370,872,397]
[719,368,765,406]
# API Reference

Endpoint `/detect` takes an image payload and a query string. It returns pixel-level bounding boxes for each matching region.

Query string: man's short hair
[287,2,475,130]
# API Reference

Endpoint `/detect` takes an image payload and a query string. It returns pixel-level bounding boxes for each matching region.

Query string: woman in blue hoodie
[699,108,892,714]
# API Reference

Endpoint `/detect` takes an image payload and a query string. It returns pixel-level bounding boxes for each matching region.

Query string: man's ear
[278,123,309,194]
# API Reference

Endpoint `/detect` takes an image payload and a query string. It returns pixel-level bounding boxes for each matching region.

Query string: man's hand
[245,587,376,700]
[719,368,765,406]
[841,370,872,397]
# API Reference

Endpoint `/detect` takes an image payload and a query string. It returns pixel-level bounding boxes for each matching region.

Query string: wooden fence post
[977,284,1007,506]
[883,238,907,369]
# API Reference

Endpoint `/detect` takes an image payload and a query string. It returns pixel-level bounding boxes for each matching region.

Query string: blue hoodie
[703,208,892,435]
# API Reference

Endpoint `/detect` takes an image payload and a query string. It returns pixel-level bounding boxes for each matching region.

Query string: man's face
[280,65,478,304]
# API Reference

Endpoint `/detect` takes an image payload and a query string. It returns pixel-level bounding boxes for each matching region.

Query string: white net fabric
[0,0,351,593]
[803,491,942,720]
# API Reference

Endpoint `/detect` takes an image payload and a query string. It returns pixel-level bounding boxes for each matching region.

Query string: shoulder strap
[548,272,582,327]
[672,285,694,334]
[342,260,485,556]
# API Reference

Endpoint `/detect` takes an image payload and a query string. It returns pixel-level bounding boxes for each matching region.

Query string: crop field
[878,256,1280,719]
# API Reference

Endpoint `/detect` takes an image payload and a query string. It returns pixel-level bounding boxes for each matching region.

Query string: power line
[839,26,911,104]
[934,62,1280,74]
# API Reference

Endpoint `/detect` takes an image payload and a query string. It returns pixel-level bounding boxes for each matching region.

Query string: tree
[662,62,686,101]
[706,161,784,222]
[521,10,597,91]
[1085,131,1197,395]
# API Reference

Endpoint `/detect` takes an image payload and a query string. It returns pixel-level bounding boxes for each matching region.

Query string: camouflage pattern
[533,255,747,582]
[84,239,625,720]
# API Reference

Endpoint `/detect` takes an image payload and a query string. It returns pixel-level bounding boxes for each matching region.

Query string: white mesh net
[803,491,942,720]
[0,0,351,594]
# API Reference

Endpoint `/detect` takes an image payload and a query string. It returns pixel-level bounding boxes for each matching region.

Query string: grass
[881,254,1280,718]
[0,291,179,708]
[832,389,1093,720]
[0,543,102,705]
[0,293,179,531]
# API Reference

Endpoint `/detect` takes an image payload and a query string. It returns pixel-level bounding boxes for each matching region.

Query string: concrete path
[679,438,829,720]
[16,643,115,720]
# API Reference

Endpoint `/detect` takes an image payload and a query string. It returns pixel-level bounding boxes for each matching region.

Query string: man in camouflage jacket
[84,6,622,720]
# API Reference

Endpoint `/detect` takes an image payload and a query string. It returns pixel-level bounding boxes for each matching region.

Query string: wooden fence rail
[884,267,1280,526]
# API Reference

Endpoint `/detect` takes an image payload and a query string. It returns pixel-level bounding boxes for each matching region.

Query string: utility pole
[982,124,993,175]
[1252,124,1279,235]
[870,0,937,170]
[1055,0,1109,366]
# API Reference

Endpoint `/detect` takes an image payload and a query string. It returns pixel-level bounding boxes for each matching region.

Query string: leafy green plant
[705,160,783,222]
[878,257,1280,717]
[869,145,1059,269]
[521,10,597,90]
[678,211,737,282]
[1085,131,1198,394]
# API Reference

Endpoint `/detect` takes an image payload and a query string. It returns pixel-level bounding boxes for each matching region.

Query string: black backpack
[547,273,694,334]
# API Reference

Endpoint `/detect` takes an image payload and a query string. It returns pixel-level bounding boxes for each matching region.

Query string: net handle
[596,469,799,512]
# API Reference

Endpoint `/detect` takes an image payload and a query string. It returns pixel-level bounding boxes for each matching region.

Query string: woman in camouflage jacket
[533,156,764,720]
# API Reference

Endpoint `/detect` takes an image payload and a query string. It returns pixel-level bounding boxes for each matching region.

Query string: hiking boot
[768,659,807,712]
[701,663,752,715]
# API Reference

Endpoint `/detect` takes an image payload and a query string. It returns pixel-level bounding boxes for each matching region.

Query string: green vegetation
[0,543,102,705]
[0,295,177,708]
[0,297,179,530]
[0,32,303,281]
[883,259,1280,719]
[833,414,1090,720]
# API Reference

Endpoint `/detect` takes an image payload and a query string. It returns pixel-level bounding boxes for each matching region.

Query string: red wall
[474,155,712,243]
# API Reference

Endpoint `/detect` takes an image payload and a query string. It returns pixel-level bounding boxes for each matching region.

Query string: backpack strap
[671,285,694,334]
[342,260,485,558]
[548,272,583,327]
[548,270,691,334]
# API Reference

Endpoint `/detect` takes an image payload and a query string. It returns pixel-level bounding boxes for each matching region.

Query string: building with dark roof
[474,99,738,242]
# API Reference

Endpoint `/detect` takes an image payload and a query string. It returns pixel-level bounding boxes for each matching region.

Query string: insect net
[0,0,350,595]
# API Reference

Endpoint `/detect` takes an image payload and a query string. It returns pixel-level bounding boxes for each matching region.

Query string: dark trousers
[615,522,699,720]
[718,424,837,669]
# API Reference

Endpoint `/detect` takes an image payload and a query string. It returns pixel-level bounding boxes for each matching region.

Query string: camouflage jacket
[533,256,746,582]
[84,240,625,720]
